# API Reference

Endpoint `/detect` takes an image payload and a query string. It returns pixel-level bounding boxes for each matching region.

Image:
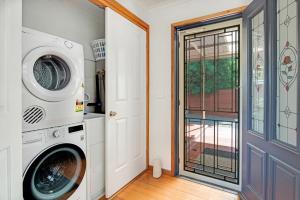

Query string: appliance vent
[23,106,45,124]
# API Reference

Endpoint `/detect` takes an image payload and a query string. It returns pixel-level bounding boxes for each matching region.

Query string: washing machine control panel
[68,124,84,133]
[45,124,85,143]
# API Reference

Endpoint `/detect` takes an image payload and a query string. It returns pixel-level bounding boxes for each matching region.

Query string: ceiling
[141,0,170,6]
[137,0,179,8]
[132,0,255,12]
[137,0,252,9]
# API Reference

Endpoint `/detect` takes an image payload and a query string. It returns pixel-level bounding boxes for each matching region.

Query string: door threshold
[178,175,239,195]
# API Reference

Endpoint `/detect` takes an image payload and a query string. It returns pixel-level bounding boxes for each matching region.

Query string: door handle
[109,111,117,117]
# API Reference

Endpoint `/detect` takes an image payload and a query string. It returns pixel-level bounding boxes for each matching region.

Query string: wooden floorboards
[108,171,239,200]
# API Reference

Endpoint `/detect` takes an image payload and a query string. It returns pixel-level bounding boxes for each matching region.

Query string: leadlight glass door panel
[242,0,300,199]
[276,0,298,147]
[179,19,242,190]
[251,10,265,134]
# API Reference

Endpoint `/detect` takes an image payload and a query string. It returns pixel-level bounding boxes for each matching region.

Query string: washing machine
[22,123,87,200]
[22,27,84,132]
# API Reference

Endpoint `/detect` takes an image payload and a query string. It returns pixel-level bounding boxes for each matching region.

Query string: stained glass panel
[251,11,265,134]
[276,0,298,147]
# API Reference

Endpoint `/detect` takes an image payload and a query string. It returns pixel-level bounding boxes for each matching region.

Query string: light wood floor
[108,171,240,200]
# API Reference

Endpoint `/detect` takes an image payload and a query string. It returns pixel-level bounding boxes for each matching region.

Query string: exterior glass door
[242,0,300,199]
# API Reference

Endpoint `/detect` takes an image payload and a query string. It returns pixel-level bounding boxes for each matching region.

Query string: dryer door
[23,46,82,102]
[23,144,86,200]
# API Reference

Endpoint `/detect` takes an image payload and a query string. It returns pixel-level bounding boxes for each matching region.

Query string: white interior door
[105,8,147,198]
[0,0,23,199]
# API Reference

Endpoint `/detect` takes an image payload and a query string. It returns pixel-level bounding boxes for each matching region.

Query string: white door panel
[0,0,22,199]
[105,8,146,198]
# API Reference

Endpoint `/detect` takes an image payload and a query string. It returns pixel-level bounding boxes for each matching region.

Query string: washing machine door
[23,46,82,102]
[23,144,86,200]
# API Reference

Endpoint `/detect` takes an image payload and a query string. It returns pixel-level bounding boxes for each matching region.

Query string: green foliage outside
[186,58,238,95]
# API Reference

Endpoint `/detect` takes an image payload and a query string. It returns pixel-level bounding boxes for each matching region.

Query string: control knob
[53,130,60,138]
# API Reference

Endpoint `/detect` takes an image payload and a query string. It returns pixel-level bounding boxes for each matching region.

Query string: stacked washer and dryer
[22,28,87,200]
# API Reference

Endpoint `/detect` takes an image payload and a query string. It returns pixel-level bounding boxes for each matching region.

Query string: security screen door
[242,0,300,199]
[179,19,242,190]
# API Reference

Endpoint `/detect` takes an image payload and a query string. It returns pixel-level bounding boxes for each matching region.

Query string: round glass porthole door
[33,55,71,91]
[23,46,81,102]
[23,144,86,200]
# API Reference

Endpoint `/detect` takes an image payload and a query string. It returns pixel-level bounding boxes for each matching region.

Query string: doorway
[178,19,243,190]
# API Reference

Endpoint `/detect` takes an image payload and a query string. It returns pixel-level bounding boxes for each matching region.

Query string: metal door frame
[176,18,244,191]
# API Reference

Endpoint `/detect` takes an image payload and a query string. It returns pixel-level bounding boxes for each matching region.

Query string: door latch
[109,111,117,117]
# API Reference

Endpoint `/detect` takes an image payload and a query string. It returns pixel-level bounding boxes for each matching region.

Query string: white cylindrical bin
[152,159,162,179]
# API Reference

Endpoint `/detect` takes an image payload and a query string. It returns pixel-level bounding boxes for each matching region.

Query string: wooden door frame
[170,6,247,176]
[89,0,150,169]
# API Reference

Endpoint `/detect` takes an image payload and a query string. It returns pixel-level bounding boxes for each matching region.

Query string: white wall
[116,0,147,21]
[147,0,252,170]
[22,0,105,106]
